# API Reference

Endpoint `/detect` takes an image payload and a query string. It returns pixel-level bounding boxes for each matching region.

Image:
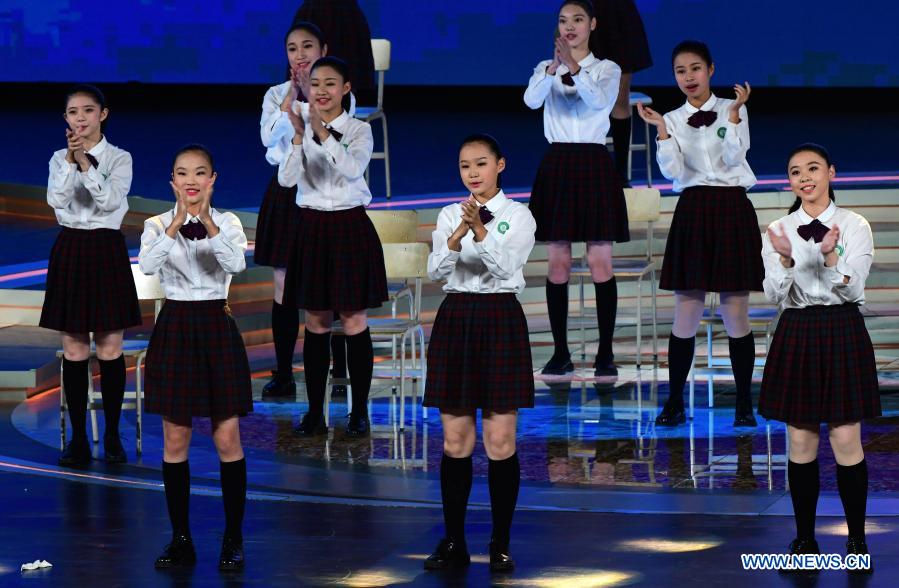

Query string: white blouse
[139,208,248,301]
[762,202,873,309]
[523,53,621,144]
[428,191,536,294]
[657,95,756,192]
[46,136,133,229]
[277,111,373,211]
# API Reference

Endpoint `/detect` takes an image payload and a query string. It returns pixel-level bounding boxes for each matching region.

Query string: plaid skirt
[529,143,630,243]
[253,173,299,268]
[660,186,764,292]
[759,304,880,424]
[283,206,388,311]
[590,0,653,73]
[144,299,253,426]
[423,293,535,410]
[39,227,141,333]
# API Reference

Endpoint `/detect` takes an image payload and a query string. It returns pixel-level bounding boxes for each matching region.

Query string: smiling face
[459,142,505,199]
[309,65,350,116]
[286,29,325,74]
[172,151,216,206]
[788,150,835,209]
[673,52,714,103]
[558,4,596,52]
[64,93,107,142]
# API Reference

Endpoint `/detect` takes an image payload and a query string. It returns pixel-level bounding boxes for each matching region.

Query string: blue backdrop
[1,0,897,86]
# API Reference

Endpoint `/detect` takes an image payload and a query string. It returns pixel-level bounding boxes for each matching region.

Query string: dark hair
[65,83,107,111]
[172,143,215,173]
[671,40,713,67]
[311,56,353,112]
[285,20,325,47]
[787,143,836,214]
[460,133,506,188]
[559,0,595,18]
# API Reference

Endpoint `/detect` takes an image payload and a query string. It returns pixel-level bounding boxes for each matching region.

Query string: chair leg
[644,117,652,187]
[578,276,586,361]
[59,359,66,450]
[381,113,391,199]
[651,270,659,360]
[636,276,643,368]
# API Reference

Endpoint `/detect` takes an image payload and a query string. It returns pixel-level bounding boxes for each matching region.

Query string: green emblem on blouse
[717,127,727,139]
[836,244,844,257]
[498,221,510,234]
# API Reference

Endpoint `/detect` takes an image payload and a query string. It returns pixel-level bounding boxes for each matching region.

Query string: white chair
[355,39,391,198]
[569,188,661,367]
[59,265,164,455]
[606,91,654,186]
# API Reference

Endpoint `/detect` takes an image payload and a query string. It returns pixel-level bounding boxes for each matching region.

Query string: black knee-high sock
[594,277,618,362]
[441,454,473,545]
[63,357,90,442]
[728,334,756,414]
[545,280,570,358]
[220,458,247,543]
[345,328,373,417]
[488,453,521,548]
[837,459,868,542]
[272,301,300,376]
[788,459,820,541]
[665,334,695,411]
[98,355,125,438]
[610,116,632,184]
[302,329,331,417]
[163,460,191,538]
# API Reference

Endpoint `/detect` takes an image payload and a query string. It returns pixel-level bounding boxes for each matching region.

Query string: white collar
[684,94,718,114]
[796,200,837,225]
[86,135,109,156]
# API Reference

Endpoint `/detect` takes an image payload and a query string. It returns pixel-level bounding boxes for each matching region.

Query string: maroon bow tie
[478,206,494,224]
[797,219,829,243]
[561,72,575,87]
[312,125,344,145]
[686,110,718,128]
[179,220,208,240]
[84,152,99,169]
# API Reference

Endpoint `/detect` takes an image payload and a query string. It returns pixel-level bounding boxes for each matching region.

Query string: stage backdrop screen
[1,0,897,87]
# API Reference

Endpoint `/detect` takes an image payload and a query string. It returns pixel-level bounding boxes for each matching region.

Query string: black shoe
[655,403,686,426]
[104,434,127,464]
[424,538,470,571]
[345,413,370,437]
[154,534,197,569]
[488,541,515,573]
[778,538,820,574]
[593,355,618,377]
[218,535,245,572]
[846,537,873,574]
[293,412,327,436]
[541,353,574,375]
[261,371,296,398]
[733,411,758,428]
[58,438,91,467]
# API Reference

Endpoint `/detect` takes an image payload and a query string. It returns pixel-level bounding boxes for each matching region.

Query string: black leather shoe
[218,535,245,572]
[104,434,127,464]
[293,412,327,436]
[261,371,296,398]
[593,355,618,377]
[345,413,370,437]
[733,411,758,428]
[154,534,197,569]
[423,538,470,570]
[58,438,91,467]
[778,538,820,574]
[541,353,574,375]
[489,541,515,573]
[655,404,686,426]
[846,538,873,574]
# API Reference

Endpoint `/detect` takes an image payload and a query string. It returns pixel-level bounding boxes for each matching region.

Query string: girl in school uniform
[140,145,251,572]
[279,56,387,437]
[525,0,630,378]
[637,40,761,427]
[42,84,141,466]
[423,134,536,574]
[759,144,878,572]
[590,0,653,186]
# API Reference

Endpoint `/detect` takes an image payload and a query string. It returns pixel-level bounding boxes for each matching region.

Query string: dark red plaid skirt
[253,173,299,268]
[660,186,764,292]
[529,143,630,243]
[424,293,535,410]
[283,206,388,311]
[590,0,653,74]
[40,227,141,333]
[759,304,880,424]
[144,299,253,426]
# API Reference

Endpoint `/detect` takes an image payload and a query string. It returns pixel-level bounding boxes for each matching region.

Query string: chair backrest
[131,264,165,318]
[382,243,429,280]
[623,188,661,261]
[367,210,418,244]
[371,39,391,71]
